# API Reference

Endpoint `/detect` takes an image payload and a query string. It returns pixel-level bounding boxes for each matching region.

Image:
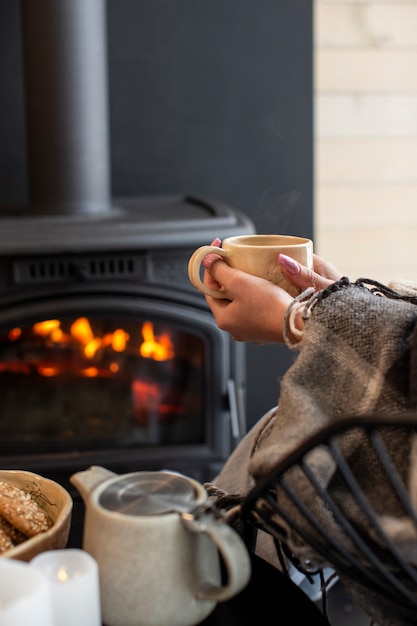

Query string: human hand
[277,252,343,291]
[201,238,290,343]
[202,239,343,344]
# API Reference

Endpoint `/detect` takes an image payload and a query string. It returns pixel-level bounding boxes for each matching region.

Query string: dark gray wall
[0,0,313,428]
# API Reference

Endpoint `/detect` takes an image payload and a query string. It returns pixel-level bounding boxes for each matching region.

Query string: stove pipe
[20,0,112,216]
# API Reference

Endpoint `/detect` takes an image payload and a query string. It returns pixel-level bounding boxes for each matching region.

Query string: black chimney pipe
[0,0,253,256]
[20,0,112,216]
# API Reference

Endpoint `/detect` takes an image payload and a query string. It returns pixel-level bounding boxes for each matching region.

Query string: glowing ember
[8,327,21,341]
[132,379,161,412]
[82,367,100,378]
[38,366,61,377]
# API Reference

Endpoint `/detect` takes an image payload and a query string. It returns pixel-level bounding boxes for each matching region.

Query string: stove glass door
[0,312,206,452]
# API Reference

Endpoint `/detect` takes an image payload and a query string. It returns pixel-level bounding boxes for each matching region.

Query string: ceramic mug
[70,467,251,626]
[188,234,313,299]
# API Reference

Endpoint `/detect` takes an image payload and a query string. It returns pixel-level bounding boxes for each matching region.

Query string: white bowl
[0,470,73,562]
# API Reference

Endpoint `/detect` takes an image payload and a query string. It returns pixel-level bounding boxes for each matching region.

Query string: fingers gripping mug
[188,234,314,299]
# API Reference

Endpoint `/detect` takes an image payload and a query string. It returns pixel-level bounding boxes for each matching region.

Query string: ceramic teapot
[70,466,251,626]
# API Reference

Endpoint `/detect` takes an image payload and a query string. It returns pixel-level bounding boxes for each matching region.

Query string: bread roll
[0,481,52,543]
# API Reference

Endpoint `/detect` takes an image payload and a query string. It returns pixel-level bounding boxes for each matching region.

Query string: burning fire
[140,321,174,361]
[3,317,174,377]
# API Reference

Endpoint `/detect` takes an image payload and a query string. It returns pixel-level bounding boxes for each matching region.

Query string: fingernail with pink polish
[278,253,301,275]
[203,253,219,269]
[210,237,222,246]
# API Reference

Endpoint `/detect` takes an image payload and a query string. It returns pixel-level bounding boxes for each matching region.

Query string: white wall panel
[314,0,417,285]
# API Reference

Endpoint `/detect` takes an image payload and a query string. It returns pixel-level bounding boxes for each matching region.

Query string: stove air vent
[13,254,142,285]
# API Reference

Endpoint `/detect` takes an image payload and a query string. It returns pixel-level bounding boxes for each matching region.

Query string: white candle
[0,559,54,626]
[31,549,101,626]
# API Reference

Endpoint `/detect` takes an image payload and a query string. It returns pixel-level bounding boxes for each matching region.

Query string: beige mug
[188,234,313,299]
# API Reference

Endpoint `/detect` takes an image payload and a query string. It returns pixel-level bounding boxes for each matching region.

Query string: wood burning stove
[0,193,254,550]
[0,193,253,485]
[0,0,255,552]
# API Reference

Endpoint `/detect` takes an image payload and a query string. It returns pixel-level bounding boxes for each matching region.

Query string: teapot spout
[70,465,117,503]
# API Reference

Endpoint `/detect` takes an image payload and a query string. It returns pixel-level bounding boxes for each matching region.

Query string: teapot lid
[98,470,200,516]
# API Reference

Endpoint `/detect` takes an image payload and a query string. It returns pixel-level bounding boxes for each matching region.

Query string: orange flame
[139,321,174,361]
[7,318,174,377]
[5,317,175,377]
[33,319,61,336]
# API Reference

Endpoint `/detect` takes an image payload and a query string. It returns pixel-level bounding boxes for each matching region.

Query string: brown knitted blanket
[207,278,417,625]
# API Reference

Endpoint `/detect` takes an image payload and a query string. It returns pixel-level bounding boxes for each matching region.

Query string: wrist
[285,302,305,345]
[282,287,315,347]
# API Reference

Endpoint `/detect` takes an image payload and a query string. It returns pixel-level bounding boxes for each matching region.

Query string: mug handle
[181,511,251,601]
[187,246,233,300]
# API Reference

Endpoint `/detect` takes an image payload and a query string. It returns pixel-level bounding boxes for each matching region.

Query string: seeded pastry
[0,514,27,545]
[0,481,52,538]
[0,526,14,554]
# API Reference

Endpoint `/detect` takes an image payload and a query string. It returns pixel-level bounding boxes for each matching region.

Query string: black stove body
[0,194,253,487]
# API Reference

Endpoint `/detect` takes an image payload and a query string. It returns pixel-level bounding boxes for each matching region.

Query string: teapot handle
[181,511,251,601]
